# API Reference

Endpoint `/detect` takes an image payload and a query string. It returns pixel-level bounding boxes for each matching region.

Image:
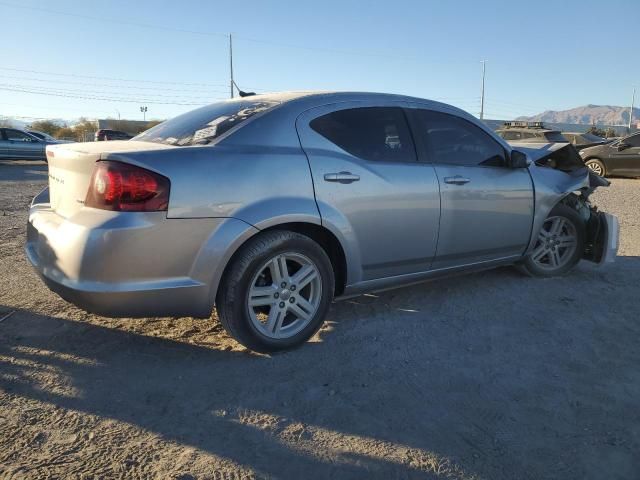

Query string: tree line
[26,118,163,142]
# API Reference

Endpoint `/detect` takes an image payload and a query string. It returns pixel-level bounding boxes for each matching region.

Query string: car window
[134,99,280,146]
[5,129,35,142]
[414,110,505,167]
[310,107,416,163]
[624,134,640,147]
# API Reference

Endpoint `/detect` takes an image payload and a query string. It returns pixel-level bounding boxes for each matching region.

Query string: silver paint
[25,92,618,318]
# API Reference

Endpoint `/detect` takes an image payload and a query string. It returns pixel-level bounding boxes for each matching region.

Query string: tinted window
[5,129,35,142]
[624,134,640,147]
[134,99,280,146]
[545,131,568,142]
[29,131,45,140]
[414,110,505,167]
[310,107,416,162]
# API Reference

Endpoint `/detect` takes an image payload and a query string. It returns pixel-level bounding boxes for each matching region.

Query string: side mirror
[510,150,530,168]
[616,143,630,151]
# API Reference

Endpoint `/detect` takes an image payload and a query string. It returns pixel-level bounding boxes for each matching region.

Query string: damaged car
[25,92,619,352]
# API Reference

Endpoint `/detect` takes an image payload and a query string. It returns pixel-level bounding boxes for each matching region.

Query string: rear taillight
[85,161,170,212]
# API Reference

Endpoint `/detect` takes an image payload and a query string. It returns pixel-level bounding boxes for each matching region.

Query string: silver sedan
[25,92,619,352]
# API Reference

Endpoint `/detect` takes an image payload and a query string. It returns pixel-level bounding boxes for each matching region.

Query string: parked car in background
[496,122,568,143]
[26,92,618,352]
[579,132,640,177]
[562,132,609,151]
[0,128,58,160]
[95,129,133,141]
[28,130,73,144]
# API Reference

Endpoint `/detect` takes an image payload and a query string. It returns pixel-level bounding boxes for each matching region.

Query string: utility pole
[479,60,486,121]
[229,33,234,99]
[140,106,147,121]
[629,87,636,131]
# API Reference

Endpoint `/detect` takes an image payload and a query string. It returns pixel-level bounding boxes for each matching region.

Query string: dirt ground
[1,160,639,479]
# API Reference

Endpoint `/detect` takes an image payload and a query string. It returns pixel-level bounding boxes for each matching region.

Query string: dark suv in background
[579,132,640,177]
[496,122,568,143]
[94,129,133,141]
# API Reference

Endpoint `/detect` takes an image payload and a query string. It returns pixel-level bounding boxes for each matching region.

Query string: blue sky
[1,0,638,122]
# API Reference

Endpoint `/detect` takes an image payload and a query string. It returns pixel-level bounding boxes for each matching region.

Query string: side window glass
[5,130,34,142]
[625,134,640,147]
[416,110,506,167]
[310,107,416,163]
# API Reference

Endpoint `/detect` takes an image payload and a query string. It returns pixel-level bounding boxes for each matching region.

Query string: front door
[409,107,534,270]
[609,134,640,175]
[297,103,440,282]
[4,129,43,159]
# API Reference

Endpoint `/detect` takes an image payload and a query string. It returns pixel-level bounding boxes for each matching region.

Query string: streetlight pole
[140,106,147,121]
[629,87,636,131]
[229,33,234,99]
[479,60,487,121]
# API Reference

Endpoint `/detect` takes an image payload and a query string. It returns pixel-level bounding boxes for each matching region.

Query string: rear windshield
[544,131,568,142]
[133,99,280,146]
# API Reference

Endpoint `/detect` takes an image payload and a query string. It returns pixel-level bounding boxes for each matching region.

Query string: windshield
[133,99,280,146]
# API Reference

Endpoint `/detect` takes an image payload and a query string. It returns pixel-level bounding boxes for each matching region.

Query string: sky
[1,0,638,123]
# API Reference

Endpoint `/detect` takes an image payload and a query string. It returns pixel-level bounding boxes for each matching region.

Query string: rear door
[4,129,44,158]
[296,103,440,281]
[408,107,534,270]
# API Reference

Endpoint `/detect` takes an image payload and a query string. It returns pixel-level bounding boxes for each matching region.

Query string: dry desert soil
[1,160,639,479]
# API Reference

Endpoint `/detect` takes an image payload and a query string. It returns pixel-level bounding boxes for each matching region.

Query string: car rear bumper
[25,202,247,318]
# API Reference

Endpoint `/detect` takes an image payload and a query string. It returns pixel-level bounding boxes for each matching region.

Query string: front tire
[584,158,606,177]
[216,231,334,353]
[519,204,585,277]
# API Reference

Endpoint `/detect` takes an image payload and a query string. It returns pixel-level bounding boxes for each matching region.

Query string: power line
[0,85,220,106]
[0,74,228,93]
[0,1,475,64]
[0,82,222,101]
[0,1,229,38]
[0,67,228,88]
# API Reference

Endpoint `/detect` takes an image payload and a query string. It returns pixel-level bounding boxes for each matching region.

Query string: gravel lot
[1,160,639,479]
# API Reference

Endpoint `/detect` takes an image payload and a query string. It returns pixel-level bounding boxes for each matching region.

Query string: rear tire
[216,230,334,353]
[519,204,585,278]
[584,158,606,177]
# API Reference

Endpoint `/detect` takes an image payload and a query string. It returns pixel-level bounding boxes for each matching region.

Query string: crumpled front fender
[526,166,590,254]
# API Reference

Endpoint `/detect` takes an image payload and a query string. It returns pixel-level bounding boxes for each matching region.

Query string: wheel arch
[213,221,350,308]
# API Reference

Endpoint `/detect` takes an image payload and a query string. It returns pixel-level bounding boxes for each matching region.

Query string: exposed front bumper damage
[585,210,619,264]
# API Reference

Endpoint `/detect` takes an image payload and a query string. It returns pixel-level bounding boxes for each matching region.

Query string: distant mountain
[517,105,639,126]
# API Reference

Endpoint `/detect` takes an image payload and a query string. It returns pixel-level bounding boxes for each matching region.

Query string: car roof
[217,90,472,118]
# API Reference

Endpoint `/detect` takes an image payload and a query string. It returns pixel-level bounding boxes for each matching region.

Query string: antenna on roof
[232,79,255,98]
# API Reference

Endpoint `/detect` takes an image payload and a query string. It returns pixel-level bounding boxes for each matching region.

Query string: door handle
[443,175,471,185]
[324,172,360,184]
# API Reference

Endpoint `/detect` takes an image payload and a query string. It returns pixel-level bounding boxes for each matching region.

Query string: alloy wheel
[586,161,603,176]
[529,216,578,271]
[246,252,322,339]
